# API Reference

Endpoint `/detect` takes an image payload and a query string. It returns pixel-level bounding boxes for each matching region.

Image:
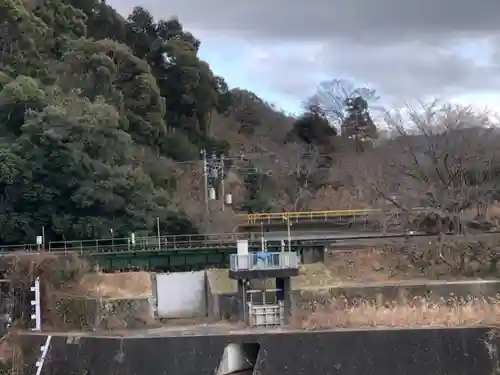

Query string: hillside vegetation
[1,0,378,244]
[1,0,499,245]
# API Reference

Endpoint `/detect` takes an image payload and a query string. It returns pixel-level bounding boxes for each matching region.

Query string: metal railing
[0,236,326,255]
[229,252,299,271]
[242,208,426,225]
[0,243,41,254]
[243,209,378,225]
[47,233,248,254]
[248,302,284,327]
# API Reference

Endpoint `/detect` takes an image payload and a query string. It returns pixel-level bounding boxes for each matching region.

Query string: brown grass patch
[207,265,338,294]
[61,272,152,298]
[48,271,157,331]
[5,251,91,289]
[0,329,26,375]
[293,296,500,329]
[1,252,157,332]
[324,247,421,283]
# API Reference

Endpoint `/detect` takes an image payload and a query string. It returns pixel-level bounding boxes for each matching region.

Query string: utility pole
[283,216,291,252]
[206,151,225,212]
[156,217,161,251]
[220,154,225,211]
[201,149,208,213]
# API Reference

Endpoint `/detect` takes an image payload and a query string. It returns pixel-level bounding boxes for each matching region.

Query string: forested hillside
[12,0,494,246]
[1,0,367,244]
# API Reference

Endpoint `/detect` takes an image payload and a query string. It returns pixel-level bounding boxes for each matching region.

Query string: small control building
[228,240,299,327]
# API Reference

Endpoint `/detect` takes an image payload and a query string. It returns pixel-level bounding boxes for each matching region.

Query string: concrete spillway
[21,326,500,375]
[215,343,260,375]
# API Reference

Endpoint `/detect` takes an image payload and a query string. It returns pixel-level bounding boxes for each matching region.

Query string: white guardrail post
[30,276,41,331]
[35,335,52,375]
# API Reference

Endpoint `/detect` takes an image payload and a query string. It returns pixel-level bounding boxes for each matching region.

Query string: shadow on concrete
[22,326,500,375]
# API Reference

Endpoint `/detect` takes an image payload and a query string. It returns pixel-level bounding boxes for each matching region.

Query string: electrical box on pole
[209,187,216,200]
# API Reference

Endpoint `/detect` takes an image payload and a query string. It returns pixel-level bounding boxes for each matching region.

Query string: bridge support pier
[275,277,292,324]
[237,279,246,324]
[235,277,293,325]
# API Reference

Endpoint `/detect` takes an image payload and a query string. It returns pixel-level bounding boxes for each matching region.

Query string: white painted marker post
[30,277,41,331]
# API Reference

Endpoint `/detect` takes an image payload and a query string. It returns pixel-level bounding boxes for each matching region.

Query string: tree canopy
[0,0,225,243]
[7,0,494,245]
[0,0,384,242]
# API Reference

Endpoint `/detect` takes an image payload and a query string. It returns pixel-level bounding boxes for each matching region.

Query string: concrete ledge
[295,279,500,308]
[229,268,299,280]
[53,297,155,331]
[25,327,500,375]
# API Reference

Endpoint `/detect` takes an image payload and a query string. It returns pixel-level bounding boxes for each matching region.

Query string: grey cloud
[322,41,500,100]
[109,0,500,105]
[114,0,500,42]
[242,40,500,105]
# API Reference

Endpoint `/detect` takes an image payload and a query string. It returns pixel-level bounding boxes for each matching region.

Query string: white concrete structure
[156,272,206,318]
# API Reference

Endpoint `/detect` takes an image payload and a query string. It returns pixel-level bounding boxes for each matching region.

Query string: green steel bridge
[0,227,472,271]
[0,233,327,271]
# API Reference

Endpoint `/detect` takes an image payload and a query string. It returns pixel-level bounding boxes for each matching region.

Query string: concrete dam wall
[24,326,500,375]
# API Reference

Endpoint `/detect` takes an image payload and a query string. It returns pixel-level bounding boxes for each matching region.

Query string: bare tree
[352,102,500,276]
[357,102,500,235]
[307,79,380,127]
[246,142,323,211]
[285,143,322,211]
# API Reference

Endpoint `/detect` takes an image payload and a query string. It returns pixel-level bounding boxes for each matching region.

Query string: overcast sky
[108,0,500,114]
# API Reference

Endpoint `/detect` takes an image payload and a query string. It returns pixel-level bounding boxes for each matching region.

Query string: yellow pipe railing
[241,209,375,225]
[240,208,424,225]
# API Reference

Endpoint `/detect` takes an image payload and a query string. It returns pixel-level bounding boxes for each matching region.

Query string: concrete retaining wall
[207,279,500,321]
[27,327,500,375]
[156,271,207,318]
[53,297,154,330]
[206,277,241,322]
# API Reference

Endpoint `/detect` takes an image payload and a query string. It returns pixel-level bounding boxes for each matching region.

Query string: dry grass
[207,264,336,294]
[207,258,414,295]
[49,271,157,331]
[0,329,26,375]
[62,271,152,298]
[324,247,422,283]
[293,295,500,329]
[1,253,157,332]
[209,242,500,295]
[4,251,92,290]
[208,246,445,295]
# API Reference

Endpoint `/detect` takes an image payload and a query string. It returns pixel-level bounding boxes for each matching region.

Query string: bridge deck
[0,231,429,256]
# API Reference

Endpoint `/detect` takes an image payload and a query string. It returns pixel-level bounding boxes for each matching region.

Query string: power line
[164,150,336,168]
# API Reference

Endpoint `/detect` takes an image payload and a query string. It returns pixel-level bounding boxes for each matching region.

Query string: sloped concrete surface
[23,326,500,375]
